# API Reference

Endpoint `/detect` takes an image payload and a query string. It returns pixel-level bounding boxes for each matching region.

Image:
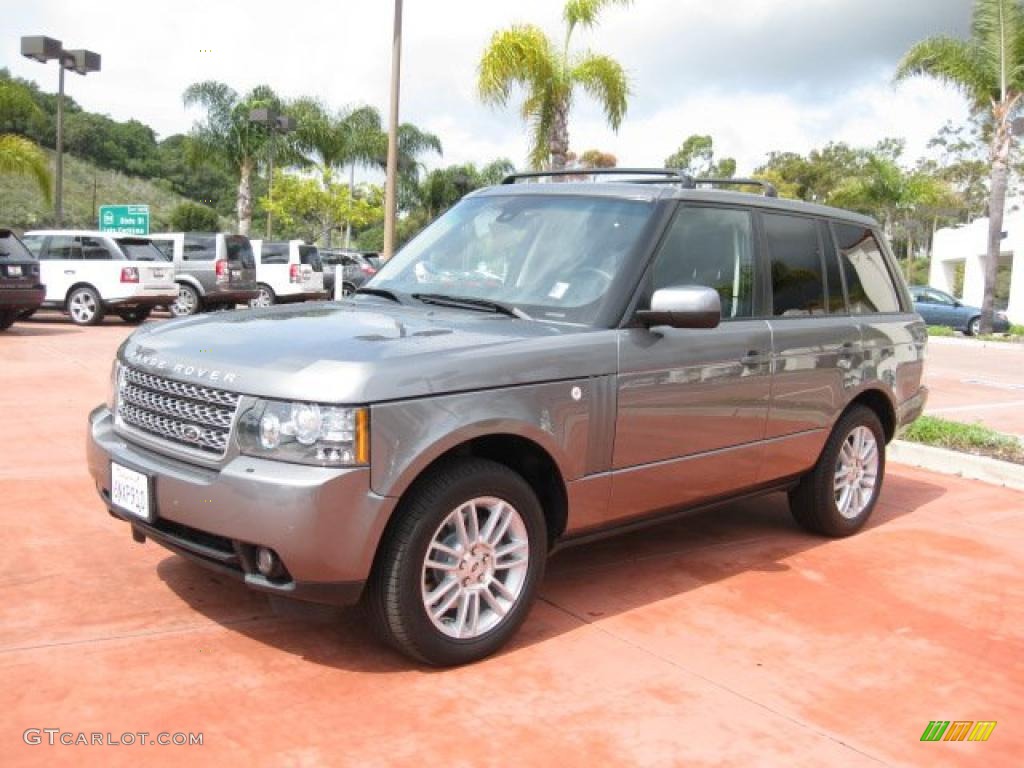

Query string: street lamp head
[250,107,274,124]
[20,35,63,63]
[276,115,296,133]
[64,49,101,75]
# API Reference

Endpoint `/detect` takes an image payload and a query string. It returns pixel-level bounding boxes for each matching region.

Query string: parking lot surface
[2,316,1022,767]
[924,336,1024,437]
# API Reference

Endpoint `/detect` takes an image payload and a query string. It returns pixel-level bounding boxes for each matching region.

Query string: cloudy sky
[1,0,973,178]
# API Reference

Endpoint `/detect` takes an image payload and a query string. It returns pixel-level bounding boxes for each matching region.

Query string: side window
[81,237,115,260]
[260,244,289,265]
[832,223,901,313]
[183,235,216,261]
[764,213,825,316]
[651,206,755,319]
[45,235,81,261]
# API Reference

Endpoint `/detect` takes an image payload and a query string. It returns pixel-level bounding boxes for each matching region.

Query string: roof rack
[499,167,778,198]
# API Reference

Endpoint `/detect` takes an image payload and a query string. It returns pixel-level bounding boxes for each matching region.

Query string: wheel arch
[845,388,897,443]
[64,281,101,307]
[175,274,205,296]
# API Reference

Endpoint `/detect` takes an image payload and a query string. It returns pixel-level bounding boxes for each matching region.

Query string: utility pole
[382,0,403,262]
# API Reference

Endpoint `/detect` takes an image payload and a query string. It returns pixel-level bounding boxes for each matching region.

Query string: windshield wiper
[354,287,404,304]
[412,293,531,320]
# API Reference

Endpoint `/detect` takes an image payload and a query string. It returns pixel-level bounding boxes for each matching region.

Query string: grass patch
[902,416,1024,465]
[927,325,955,337]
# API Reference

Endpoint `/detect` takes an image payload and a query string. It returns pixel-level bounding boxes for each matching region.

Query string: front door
[606,205,772,526]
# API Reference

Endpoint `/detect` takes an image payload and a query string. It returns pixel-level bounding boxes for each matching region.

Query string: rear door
[182,234,217,293]
[37,235,81,302]
[0,230,41,292]
[256,241,291,294]
[224,235,257,291]
[298,245,323,293]
[760,213,861,481]
[114,238,175,290]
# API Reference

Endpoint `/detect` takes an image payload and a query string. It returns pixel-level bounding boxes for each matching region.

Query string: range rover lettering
[87,169,927,666]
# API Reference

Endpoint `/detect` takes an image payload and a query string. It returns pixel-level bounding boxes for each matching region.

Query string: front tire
[967,316,981,336]
[367,458,547,666]
[250,284,276,308]
[0,311,16,331]
[789,405,885,537]
[67,286,105,326]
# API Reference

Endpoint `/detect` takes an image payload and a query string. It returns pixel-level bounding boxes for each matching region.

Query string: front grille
[117,366,240,457]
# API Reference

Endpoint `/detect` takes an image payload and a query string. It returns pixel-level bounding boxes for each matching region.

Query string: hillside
[0,148,227,232]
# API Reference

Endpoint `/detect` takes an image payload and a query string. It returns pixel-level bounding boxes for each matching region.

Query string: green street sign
[99,204,150,235]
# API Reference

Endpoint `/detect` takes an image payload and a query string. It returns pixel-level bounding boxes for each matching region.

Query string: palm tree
[896,0,1024,333]
[183,81,281,235]
[478,0,631,170]
[0,81,51,203]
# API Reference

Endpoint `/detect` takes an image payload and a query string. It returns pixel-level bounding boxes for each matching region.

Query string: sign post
[98,204,150,235]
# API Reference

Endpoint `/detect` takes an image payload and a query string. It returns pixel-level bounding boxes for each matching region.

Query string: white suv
[22,230,177,325]
[250,240,325,306]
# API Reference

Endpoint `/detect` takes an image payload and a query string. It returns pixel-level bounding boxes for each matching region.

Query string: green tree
[895,0,1024,332]
[183,81,282,235]
[478,0,631,170]
[0,81,51,203]
[169,201,221,231]
[416,159,515,218]
[260,172,384,243]
[664,134,736,178]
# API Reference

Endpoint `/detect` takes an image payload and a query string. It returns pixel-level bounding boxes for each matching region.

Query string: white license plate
[111,462,151,521]
[7,265,22,277]
[151,269,166,279]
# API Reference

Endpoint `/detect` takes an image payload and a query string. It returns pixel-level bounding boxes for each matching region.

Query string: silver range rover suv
[87,169,927,666]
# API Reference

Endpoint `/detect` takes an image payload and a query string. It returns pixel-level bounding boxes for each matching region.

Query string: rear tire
[0,311,16,331]
[367,458,547,666]
[170,284,201,317]
[118,307,152,324]
[250,284,276,308]
[789,405,886,537]
[67,286,105,326]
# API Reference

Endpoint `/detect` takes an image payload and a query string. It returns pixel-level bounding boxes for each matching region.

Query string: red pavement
[1,314,1021,767]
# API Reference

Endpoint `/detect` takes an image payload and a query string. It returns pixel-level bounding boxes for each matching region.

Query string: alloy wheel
[834,426,879,519]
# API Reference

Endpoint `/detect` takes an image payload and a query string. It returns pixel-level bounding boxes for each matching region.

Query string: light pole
[382,0,403,262]
[249,108,295,240]
[21,36,101,227]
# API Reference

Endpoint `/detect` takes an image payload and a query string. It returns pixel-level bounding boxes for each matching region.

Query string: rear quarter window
[0,232,34,260]
[183,235,216,261]
[832,223,901,314]
[259,243,289,265]
[764,212,826,317]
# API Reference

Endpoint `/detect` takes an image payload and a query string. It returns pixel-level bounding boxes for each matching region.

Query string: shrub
[169,201,220,232]
[927,325,954,337]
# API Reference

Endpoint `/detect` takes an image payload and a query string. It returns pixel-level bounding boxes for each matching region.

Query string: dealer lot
[1,319,1021,767]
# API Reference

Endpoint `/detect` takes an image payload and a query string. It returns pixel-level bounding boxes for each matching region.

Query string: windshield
[115,239,169,262]
[0,231,34,261]
[368,194,653,324]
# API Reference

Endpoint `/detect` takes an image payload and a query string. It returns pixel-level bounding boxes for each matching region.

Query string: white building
[931,211,1024,324]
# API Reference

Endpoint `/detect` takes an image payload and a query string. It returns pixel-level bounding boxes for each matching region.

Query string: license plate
[6,265,22,277]
[151,269,166,279]
[231,270,241,279]
[111,462,152,521]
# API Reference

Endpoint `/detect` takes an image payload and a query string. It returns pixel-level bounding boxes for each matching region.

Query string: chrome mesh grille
[117,366,240,456]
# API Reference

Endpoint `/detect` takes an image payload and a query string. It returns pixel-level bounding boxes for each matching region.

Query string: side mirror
[636,285,721,329]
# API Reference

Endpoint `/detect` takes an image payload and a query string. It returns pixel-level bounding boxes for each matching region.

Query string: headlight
[238,399,369,467]
[107,360,122,410]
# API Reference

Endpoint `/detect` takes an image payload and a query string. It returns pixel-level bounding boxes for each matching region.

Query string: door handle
[64,270,76,275]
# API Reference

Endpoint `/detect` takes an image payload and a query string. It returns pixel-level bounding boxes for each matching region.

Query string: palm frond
[570,51,629,130]
[478,25,558,106]
[564,0,632,36]
[973,0,1024,92]
[526,93,557,169]
[0,133,52,204]
[895,36,995,109]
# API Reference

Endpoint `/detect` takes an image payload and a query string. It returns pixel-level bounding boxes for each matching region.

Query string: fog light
[256,547,278,576]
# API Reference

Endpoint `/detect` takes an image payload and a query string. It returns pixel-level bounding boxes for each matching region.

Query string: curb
[927,336,1024,351]
[889,440,1024,492]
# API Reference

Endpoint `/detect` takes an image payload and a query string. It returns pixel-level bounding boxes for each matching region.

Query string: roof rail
[692,177,778,198]
[501,167,694,185]
[499,167,778,198]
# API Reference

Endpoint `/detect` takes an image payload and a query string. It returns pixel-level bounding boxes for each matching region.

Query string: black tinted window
[0,232,33,260]
[260,243,289,265]
[299,245,322,271]
[832,223,901,313]
[765,213,824,316]
[81,237,115,261]
[652,206,755,319]
[183,234,216,261]
[225,235,254,268]
[44,235,81,261]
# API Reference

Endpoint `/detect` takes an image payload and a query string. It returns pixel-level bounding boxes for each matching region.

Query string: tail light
[215,259,229,284]
[360,264,376,276]
[120,267,139,283]
[289,264,301,284]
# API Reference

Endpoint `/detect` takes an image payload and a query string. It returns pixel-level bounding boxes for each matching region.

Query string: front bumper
[87,405,397,606]
[0,285,45,311]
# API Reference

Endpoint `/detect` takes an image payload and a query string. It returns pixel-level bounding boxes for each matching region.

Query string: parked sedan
[909,285,1010,335]
[0,229,45,330]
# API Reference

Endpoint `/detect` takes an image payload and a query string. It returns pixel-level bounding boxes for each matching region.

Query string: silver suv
[87,169,927,666]
[148,233,258,316]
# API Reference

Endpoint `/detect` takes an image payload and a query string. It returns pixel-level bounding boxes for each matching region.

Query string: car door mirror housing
[636,285,722,329]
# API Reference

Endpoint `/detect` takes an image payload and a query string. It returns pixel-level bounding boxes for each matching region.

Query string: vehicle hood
[120,300,618,403]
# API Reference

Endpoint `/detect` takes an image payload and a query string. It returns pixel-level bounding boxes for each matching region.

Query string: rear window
[225,235,255,268]
[299,245,322,271]
[20,235,44,257]
[260,242,289,265]
[0,231,34,261]
[151,240,175,260]
[183,234,216,261]
[832,223,901,314]
[116,238,169,262]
